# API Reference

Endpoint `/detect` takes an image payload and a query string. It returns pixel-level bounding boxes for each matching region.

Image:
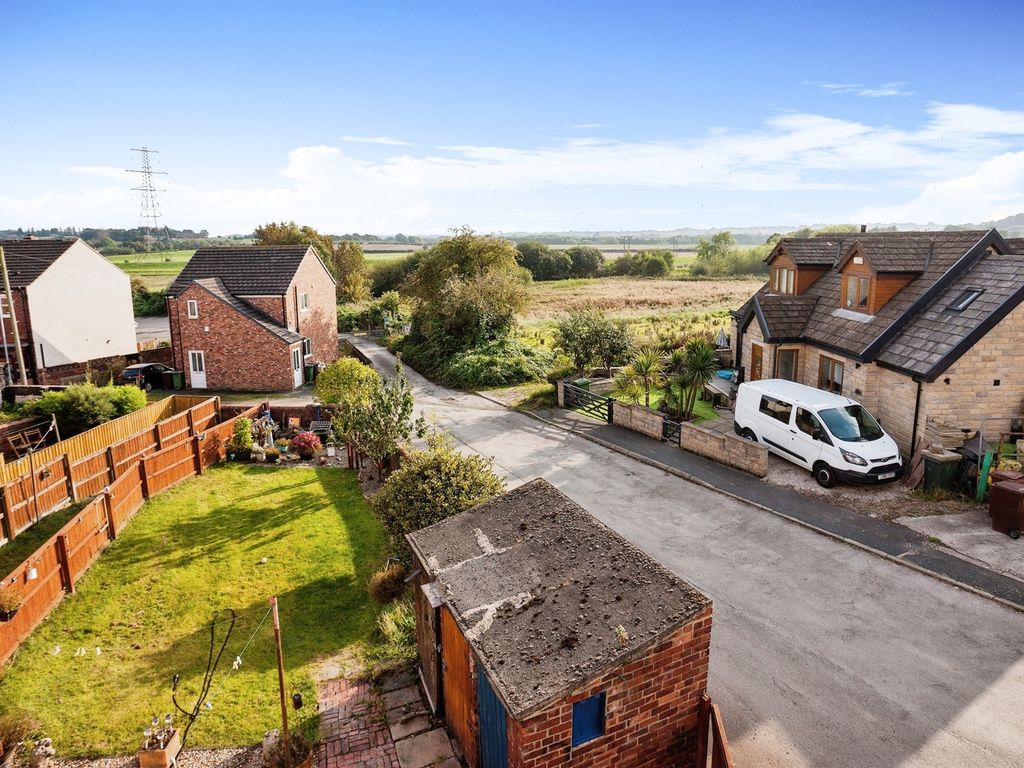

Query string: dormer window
[843,275,871,311]
[771,267,795,294]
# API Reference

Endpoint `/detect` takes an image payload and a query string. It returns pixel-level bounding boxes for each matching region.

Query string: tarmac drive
[347,336,1024,768]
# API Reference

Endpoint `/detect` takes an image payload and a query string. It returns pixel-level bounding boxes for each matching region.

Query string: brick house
[731,228,1024,455]
[407,479,713,768]
[0,238,137,384]
[166,245,338,390]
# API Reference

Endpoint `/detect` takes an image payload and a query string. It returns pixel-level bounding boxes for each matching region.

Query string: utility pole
[0,247,28,385]
[270,597,292,768]
[127,146,168,256]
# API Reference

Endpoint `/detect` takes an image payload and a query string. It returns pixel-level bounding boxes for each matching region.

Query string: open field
[0,464,387,756]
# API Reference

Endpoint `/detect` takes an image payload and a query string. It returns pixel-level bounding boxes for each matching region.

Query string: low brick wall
[680,423,768,477]
[612,401,664,439]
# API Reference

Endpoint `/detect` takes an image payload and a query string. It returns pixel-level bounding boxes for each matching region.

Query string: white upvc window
[299,292,310,311]
[303,338,312,358]
[187,299,199,318]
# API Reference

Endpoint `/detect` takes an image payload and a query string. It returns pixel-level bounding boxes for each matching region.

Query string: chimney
[860,224,867,233]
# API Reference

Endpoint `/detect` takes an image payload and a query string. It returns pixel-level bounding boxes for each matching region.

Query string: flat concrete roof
[407,479,711,721]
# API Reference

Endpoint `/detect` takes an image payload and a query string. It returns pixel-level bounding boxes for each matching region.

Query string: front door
[750,344,763,381]
[291,347,303,388]
[477,662,508,768]
[188,350,207,389]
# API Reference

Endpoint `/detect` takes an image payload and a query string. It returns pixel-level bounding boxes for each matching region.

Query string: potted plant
[137,715,180,768]
[290,431,322,461]
[274,438,291,454]
[227,417,254,461]
[265,446,280,464]
[0,584,24,622]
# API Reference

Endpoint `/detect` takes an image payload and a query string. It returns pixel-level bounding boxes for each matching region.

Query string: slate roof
[738,229,1023,380]
[0,239,77,286]
[167,245,323,297]
[189,278,303,345]
[407,479,711,721]
[770,238,840,266]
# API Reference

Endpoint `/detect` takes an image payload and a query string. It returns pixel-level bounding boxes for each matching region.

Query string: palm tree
[680,341,720,420]
[625,347,666,409]
[611,367,645,404]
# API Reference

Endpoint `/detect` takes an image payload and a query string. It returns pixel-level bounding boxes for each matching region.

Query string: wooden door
[416,581,441,712]
[750,344,763,381]
[442,607,474,757]
[477,662,508,768]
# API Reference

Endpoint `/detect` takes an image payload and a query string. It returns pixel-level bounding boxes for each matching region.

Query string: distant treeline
[0,226,247,256]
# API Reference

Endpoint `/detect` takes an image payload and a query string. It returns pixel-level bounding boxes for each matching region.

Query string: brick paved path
[318,678,400,768]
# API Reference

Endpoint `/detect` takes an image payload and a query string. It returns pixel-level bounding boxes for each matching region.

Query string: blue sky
[2,0,1024,235]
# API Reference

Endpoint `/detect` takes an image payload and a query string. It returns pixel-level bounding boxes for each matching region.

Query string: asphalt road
[347,336,1024,768]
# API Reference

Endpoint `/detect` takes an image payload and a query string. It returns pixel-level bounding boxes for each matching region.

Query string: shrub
[370,253,421,296]
[108,383,148,416]
[0,710,41,761]
[367,562,407,604]
[370,431,505,542]
[336,304,363,332]
[229,417,253,453]
[397,337,552,389]
[22,383,135,437]
[290,431,321,459]
[264,731,312,768]
[0,584,25,613]
[130,277,167,317]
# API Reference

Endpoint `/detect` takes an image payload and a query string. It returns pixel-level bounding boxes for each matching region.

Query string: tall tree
[333,240,370,301]
[347,360,426,478]
[254,222,369,301]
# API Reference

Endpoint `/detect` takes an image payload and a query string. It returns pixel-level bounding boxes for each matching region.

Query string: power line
[127,146,168,257]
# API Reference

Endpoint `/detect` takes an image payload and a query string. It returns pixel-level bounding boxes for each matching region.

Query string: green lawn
[609,385,718,424]
[0,464,387,756]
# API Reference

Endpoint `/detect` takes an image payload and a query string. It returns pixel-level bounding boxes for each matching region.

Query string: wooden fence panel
[71,450,113,500]
[2,456,72,537]
[109,431,159,478]
[189,401,218,433]
[143,442,195,496]
[0,537,66,667]
[157,412,191,449]
[108,464,145,533]
[58,498,110,588]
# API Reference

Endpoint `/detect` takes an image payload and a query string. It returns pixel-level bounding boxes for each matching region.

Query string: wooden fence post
[154,425,163,450]
[103,490,117,540]
[694,693,710,768]
[62,454,78,503]
[106,446,118,481]
[56,534,74,594]
[139,457,151,499]
[192,436,204,476]
[0,487,11,542]
[187,408,197,437]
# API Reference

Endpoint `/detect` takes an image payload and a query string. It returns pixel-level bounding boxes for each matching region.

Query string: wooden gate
[442,607,474,757]
[563,382,613,423]
[477,663,508,768]
[694,693,735,768]
[416,581,442,713]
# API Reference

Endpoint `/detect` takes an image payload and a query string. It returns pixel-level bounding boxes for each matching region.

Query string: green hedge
[394,337,552,389]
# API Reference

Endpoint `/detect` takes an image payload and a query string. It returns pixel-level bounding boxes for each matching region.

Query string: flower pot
[0,608,18,622]
[138,730,181,768]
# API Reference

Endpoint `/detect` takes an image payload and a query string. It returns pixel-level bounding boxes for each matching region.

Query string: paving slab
[392,729,454,768]
[388,714,432,742]
[381,685,423,712]
[379,669,417,693]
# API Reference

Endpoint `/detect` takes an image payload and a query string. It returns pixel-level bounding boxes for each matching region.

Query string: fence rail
[562,382,613,423]
[694,693,735,768]
[0,401,264,667]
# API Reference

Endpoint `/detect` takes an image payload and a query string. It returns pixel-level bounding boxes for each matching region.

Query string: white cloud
[338,135,412,146]
[814,81,913,97]
[571,123,605,129]
[5,101,1024,232]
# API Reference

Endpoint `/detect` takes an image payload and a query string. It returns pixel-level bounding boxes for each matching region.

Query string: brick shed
[407,479,713,768]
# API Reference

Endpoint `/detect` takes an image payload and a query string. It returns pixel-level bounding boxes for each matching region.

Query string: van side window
[759,396,793,424]
[796,408,819,435]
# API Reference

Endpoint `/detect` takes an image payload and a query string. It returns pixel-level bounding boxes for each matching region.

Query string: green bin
[171,370,185,390]
[923,450,961,492]
[304,363,317,384]
[572,378,590,391]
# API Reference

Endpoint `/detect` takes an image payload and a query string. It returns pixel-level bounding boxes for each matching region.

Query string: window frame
[772,267,796,295]
[843,274,871,312]
[302,338,312,358]
[776,348,800,382]
[186,299,199,319]
[759,395,793,424]
[292,347,301,371]
[298,292,310,312]
[571,691,606,748]
[818,355,844,395]
[948,288,984,312]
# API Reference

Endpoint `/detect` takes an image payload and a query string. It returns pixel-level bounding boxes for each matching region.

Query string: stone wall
[507,606,712,768]
[611,401,664,439]
[680,423,769,477]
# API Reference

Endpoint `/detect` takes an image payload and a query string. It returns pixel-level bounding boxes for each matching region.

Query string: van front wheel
[741,428,757,442]
[814,462,837,488]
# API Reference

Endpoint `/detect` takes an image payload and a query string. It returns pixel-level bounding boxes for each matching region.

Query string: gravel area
[763,455,977,521]
[52,746,262,768]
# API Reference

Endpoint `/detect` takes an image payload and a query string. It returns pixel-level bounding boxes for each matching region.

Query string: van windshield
[819,405,884,442]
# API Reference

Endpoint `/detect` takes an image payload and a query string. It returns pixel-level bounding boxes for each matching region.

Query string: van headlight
[841,450,868,466]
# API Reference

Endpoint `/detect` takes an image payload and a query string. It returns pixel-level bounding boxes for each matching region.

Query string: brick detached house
[407,479,713,768]
[731,227,1024,455]
[166,245,338,390]
[0,238,137,384]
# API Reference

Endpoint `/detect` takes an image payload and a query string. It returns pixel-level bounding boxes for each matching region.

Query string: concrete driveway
[346,335,1024,768]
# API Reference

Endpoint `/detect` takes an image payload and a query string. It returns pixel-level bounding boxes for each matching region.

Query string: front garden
[0,464,387,756]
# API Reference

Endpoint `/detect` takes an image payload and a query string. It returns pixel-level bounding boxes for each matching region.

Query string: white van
[733,379,903,487]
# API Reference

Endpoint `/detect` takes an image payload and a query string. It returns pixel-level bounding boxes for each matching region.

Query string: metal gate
[663,417,681,443]
[563,382,613,423]
[477,662,508,768]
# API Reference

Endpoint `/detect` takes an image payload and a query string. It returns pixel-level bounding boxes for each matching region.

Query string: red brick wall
[1,288,37,382]
[289,250,338,365]
[168,284,297,391]
[239,295,287,325]
[506,605,712,768]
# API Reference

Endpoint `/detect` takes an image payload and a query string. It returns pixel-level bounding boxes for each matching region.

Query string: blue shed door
[476,663,508,768]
